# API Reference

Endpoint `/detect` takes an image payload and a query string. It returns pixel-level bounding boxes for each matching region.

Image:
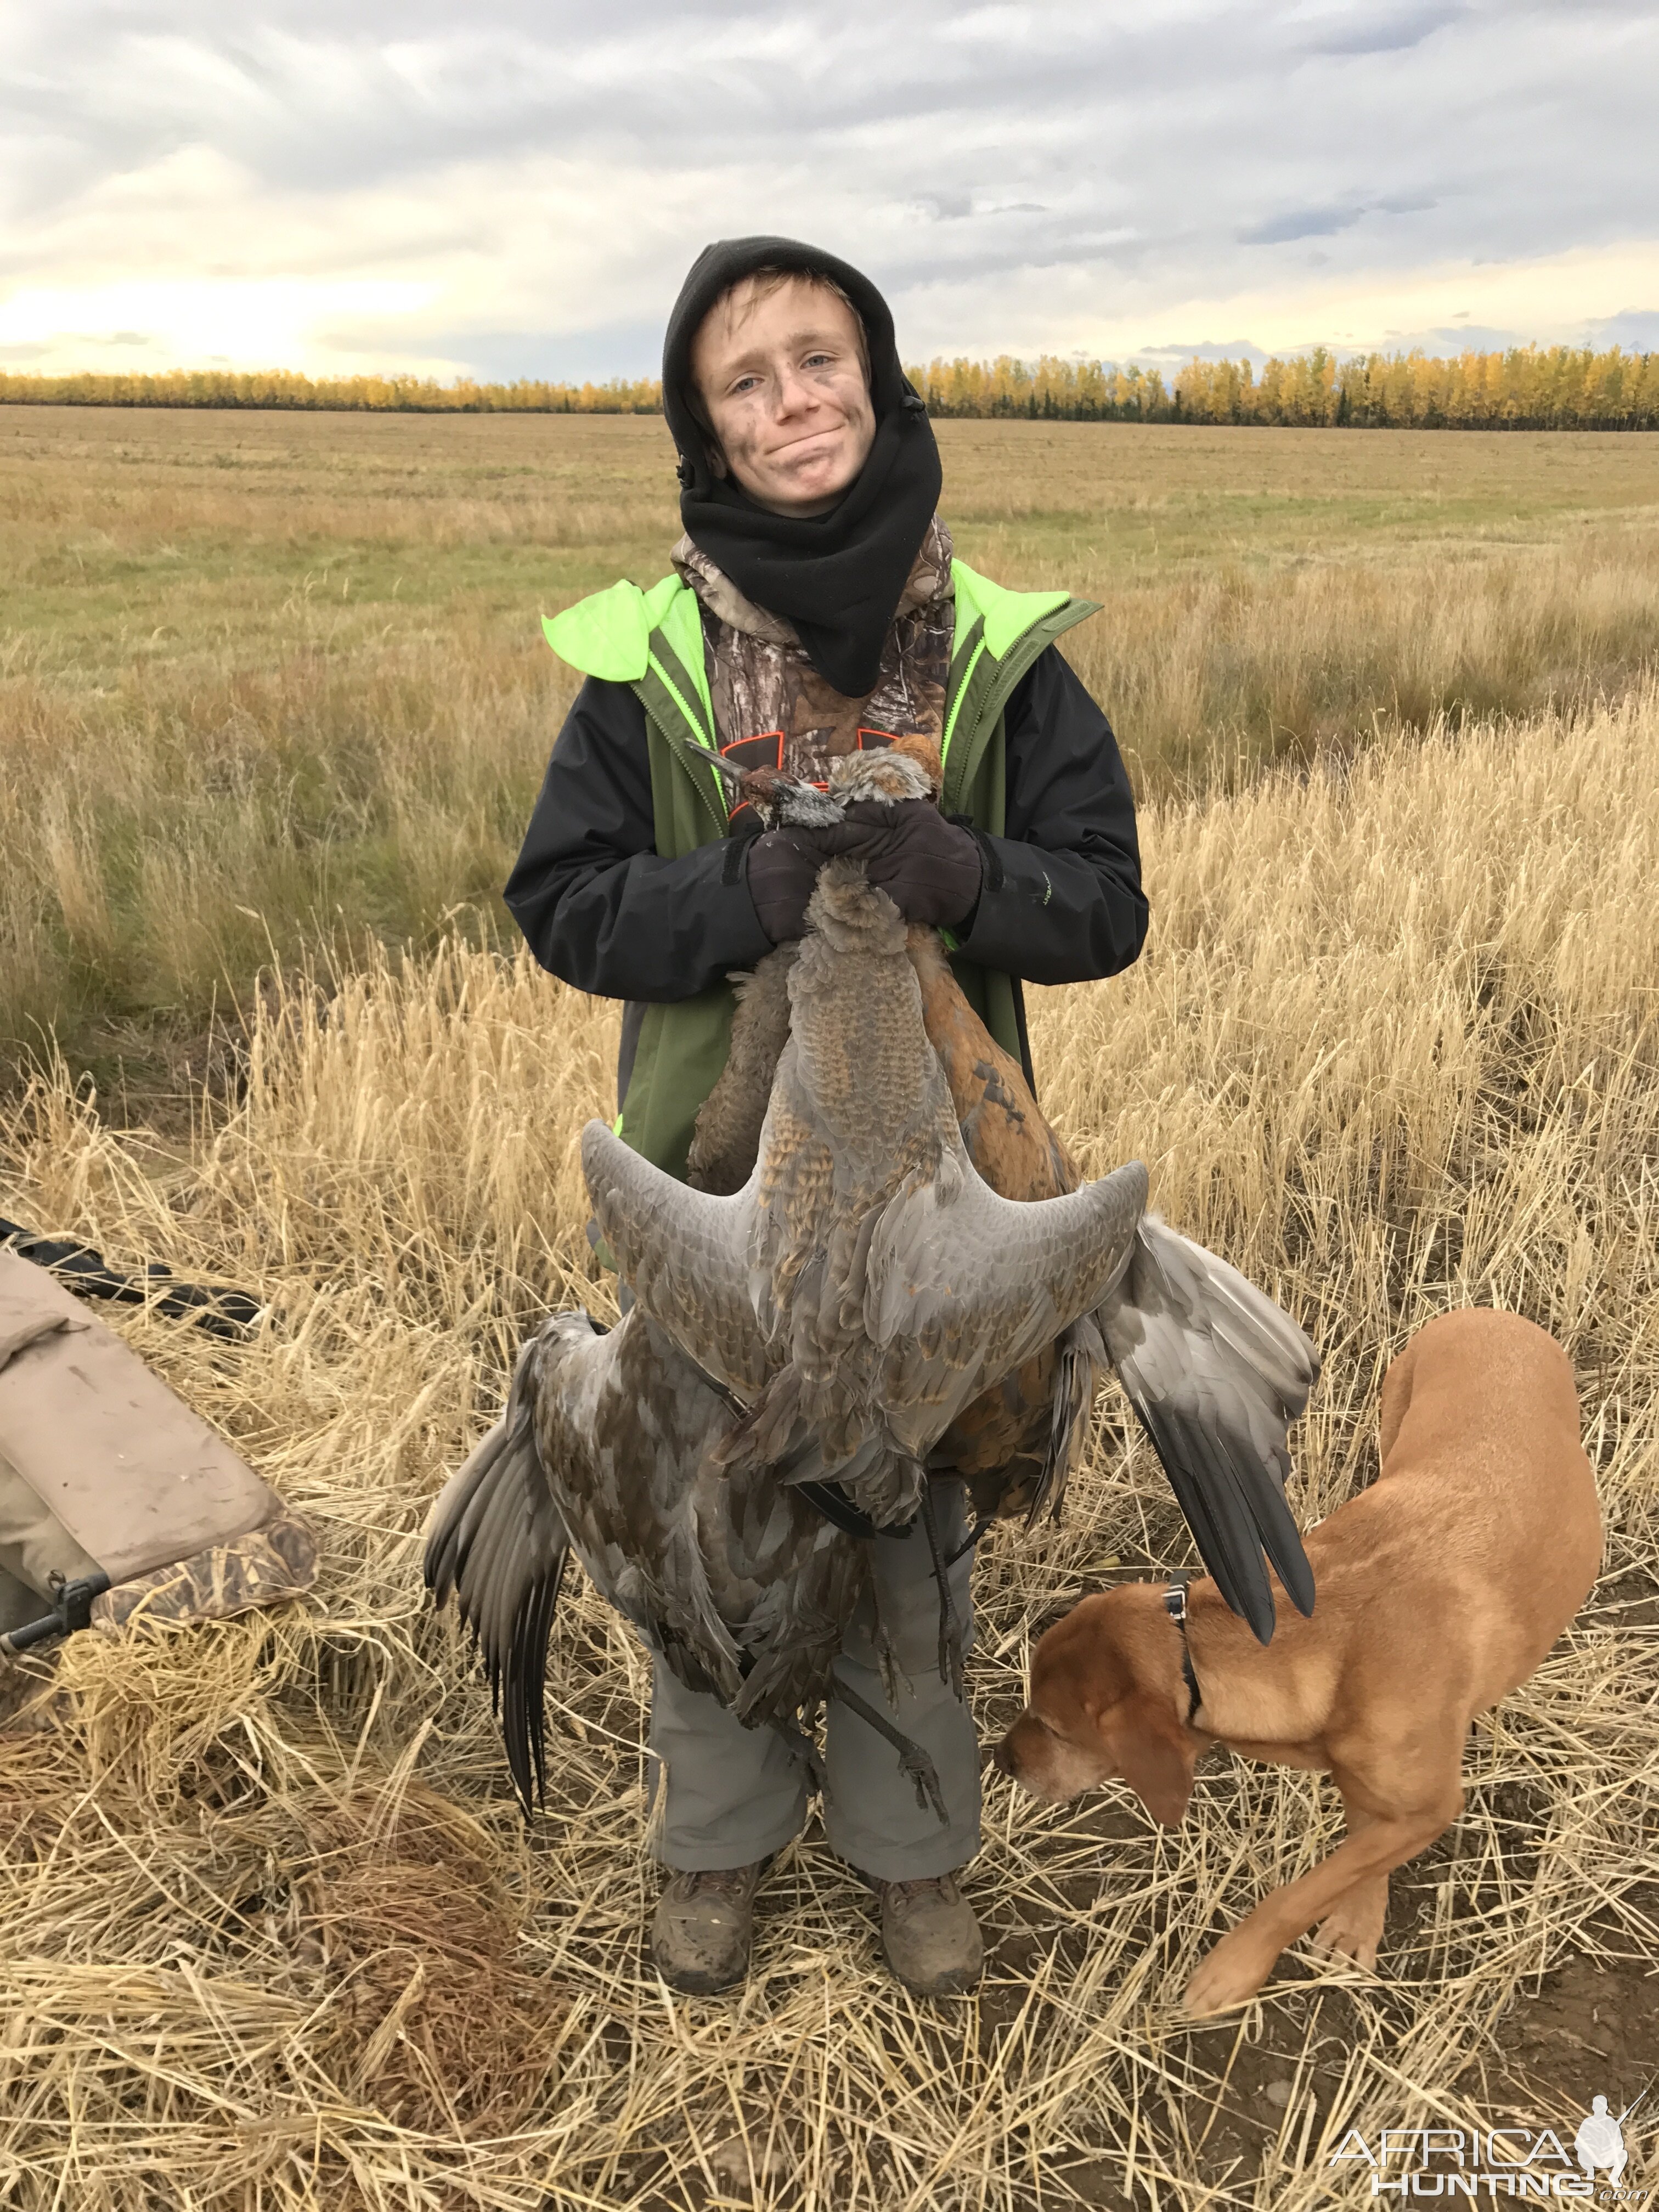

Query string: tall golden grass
[8,408,1659,1095]
[2,695,1653,2208]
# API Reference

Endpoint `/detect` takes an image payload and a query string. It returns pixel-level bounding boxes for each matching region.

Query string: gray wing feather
[866,1155,1148,1454]
[1031,1312,1105,1528]
[581,1120,770,1398]
[1097,1216,1319,1640]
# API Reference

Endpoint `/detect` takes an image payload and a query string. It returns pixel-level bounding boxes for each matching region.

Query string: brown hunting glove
[814,799,985,929]
[744,828,827,944]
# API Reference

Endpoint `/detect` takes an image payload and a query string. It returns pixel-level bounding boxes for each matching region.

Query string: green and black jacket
[505,560,1147,1183]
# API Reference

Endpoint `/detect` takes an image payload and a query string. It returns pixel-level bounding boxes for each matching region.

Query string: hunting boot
[874,1874,984,1997]
[651,1858,770,1994]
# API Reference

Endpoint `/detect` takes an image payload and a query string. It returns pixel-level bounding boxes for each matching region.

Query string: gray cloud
[1585,308,1659,349]
[1239,205,1369,246]
[1,0,1654,371]
[1303,3,1465,56]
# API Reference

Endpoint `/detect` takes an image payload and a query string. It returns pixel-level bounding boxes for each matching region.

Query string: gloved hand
[744,827,828,943]
[812,800,985,929]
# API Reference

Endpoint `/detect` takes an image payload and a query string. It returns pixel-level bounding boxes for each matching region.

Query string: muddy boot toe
[651,1859,769,1994]
[876,1873,983,1997]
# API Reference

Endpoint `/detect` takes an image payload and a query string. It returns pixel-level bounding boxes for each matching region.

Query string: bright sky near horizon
[3,0,1654,382]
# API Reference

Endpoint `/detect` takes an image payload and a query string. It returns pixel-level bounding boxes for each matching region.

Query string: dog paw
[1182,1934,1273,2018]
[1310,1888,1385,1971]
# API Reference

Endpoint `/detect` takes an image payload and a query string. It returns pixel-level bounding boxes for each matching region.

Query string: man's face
[690,276,876,516]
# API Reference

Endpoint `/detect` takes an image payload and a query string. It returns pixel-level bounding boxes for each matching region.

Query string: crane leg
[918,1482,966,1701]
[828,1681,949,1825]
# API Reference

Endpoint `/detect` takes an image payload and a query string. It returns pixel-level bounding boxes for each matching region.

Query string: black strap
[0,1220,260,1341]
[1163,1574,1203,1725]
[680,1356,885,1543]
[793,1479,880,1543]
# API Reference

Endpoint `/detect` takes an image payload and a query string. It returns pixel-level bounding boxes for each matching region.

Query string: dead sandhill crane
[427,741,1317,1814]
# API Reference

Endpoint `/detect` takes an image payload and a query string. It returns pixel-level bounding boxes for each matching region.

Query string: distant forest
[4,344,1655,428]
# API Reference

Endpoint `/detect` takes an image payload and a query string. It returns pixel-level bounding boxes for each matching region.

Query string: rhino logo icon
[1575,2094,1634,2187]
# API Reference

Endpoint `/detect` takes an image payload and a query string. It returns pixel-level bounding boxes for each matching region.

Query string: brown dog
[995,1308,1602,2016]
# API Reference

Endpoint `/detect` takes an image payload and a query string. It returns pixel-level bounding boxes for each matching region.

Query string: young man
[505,238,1147,1999]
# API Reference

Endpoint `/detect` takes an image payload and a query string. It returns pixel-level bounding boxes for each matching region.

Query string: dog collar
[1163,1575,1203,1724]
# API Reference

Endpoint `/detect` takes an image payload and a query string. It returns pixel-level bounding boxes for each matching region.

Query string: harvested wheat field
[7,407,1659,1101]
[1,684,1655,2208]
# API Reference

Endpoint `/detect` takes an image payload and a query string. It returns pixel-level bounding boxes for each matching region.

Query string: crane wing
[425,1311,746,1812]
[424,1341,570,1812]
[580,1121,772,1398]
[865,1155,1148,1454]
[1097,1216,1319,1643]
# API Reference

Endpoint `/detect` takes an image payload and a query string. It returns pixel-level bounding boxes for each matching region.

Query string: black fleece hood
[662,236,942,699]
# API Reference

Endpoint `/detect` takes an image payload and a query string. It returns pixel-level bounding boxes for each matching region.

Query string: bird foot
[829,1682,949,1826]
[900,1746,950,1825]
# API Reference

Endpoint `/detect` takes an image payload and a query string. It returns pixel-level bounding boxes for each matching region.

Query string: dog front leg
[1308,1801,1390,1969]
[1182,1791,1459,2018]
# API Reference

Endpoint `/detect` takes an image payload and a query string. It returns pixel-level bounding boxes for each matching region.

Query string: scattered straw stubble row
[0,693,1655,2209]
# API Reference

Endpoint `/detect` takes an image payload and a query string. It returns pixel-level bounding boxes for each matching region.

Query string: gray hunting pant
[647,1479,981,1882]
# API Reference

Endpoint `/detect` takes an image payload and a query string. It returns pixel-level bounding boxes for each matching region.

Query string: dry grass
[1,692,1655,2207]
[5,408,1659,1093]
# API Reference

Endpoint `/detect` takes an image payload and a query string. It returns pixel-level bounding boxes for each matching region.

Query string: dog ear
[1111,1697,1198,1828]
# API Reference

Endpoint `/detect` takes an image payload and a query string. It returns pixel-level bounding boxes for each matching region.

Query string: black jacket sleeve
[952,646,1148,985]
[503,675,772,1000]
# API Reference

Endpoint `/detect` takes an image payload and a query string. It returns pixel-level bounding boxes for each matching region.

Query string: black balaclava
[662,236,943,700]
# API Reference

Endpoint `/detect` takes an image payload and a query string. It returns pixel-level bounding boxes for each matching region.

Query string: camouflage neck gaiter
[673,516,955,795]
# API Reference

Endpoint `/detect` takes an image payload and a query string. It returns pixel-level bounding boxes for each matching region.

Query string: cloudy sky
[3,0,1654,381]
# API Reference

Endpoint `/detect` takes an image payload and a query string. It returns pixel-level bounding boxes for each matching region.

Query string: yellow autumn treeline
[3,345,1656,427]
[0,367,662,415]
[911,345,1659,427]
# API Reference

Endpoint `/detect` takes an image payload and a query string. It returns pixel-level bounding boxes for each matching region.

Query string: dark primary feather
[1096,1216,1320,1642]
[424,1351,571,1809]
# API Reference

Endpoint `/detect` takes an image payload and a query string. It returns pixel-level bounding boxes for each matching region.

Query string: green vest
[541,560,1099,1182]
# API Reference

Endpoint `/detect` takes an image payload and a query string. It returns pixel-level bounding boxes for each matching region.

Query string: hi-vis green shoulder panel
[949,561,1070,661]
[541,575,687,682]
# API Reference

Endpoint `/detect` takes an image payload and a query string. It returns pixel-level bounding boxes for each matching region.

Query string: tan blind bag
[0,1251,314,1639]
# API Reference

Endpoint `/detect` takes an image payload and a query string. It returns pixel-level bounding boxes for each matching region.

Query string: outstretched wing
[1097,1217,1319,1643]
[424,1340,570,1812]
[426,1311,747,1813]
[866,1153,1148,1454]
[581,1120,772,1398]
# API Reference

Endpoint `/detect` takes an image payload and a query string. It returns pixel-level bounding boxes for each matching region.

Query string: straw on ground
[1,696,1655,2208]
